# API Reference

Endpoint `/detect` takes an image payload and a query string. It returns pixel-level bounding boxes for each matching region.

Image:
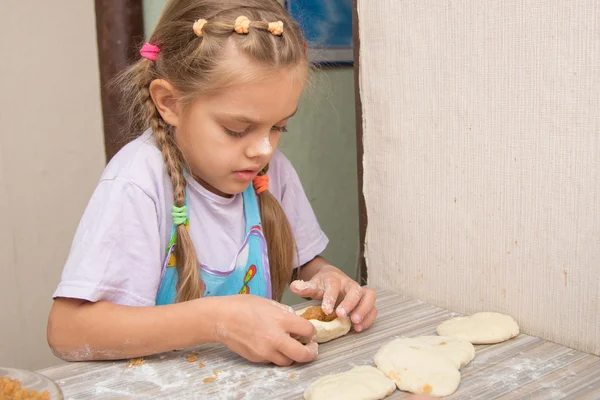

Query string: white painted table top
[38,288,600,399]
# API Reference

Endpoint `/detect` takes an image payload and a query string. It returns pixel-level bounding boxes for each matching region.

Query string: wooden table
[39,288,600,399]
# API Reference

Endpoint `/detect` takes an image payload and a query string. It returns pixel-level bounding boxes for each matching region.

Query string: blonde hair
[115,0,306,302]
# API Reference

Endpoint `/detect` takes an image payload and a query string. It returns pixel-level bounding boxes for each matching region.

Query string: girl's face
[175,59,306,197]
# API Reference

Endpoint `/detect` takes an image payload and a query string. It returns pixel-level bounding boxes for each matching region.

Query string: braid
[255,165,296,301]
[145,89,203,303]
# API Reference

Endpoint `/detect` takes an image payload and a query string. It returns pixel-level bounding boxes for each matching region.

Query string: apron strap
[242,184,262,232]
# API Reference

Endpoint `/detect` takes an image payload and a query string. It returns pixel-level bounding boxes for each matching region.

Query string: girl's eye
[224,128,249,137]
[272,125,288,133]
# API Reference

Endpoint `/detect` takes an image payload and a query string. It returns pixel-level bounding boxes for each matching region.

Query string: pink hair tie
[140,42,160,61]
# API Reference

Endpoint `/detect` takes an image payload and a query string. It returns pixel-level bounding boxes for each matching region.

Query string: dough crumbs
[186,352,199,362]
[198,362,205,368]
[203,370,220,384]
[422,384,433,394]
[440,341,448,345]
[300,306,337,322]
[0,377,50,400]
[289,374,297,379]
[126,358,145,368]
[409,346,421,350]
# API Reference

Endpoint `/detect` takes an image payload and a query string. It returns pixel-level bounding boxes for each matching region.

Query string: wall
[0,1,106,370]
[143,1,360,305]
[358,0,600,355]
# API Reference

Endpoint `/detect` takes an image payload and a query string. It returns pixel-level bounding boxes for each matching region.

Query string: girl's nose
[246,134,273,159]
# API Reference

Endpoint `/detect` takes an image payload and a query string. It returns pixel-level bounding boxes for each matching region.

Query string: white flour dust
[93,361,192,397]
[81,346,306,400]
[469,356,571,397]
[269,300,294,314]
[258,137,272,155]
[291,280,317,293]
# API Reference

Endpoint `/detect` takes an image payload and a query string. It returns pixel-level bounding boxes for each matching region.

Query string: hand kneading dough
[304,365,396,400]
[436,312,519,344]
[296,306,351,343]
[374,336,475,397]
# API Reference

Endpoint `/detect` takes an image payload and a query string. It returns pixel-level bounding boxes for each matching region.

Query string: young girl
[47,0,377,367]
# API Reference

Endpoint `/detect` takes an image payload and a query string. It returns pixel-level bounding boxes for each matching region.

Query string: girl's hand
[215,295,318,366]
[289,265,378,332]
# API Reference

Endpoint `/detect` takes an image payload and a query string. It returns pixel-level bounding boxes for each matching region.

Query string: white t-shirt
[53,130,328,306]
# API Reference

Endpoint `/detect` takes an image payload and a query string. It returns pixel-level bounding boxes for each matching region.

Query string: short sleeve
[54,177,163,306]
[270,153,329,268]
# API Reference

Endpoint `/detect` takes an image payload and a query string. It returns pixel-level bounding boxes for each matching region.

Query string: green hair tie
[172,205,188,226]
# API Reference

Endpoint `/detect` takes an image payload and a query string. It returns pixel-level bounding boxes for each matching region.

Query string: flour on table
[436,312,519,344]
[304,365,396,400]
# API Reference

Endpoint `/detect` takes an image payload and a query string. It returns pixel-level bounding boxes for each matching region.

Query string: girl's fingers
[335,282,363,318]
[277,336,318,364]
[349,288,377,324]
[267,350,294,367]
[353,306,378,332]
[321,278,341,315]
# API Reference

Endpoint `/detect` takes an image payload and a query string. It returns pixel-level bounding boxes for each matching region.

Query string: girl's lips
[234,170,259,181]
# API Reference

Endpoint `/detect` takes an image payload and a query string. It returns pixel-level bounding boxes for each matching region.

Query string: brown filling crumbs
[299,306,338,322]
[0,377,50,400]
[126,358,145,368]
[421,384,433,394]
[203,370,220,384]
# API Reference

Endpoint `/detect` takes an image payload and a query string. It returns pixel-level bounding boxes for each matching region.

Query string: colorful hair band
[140,42,160,61]
[253,174,269,195]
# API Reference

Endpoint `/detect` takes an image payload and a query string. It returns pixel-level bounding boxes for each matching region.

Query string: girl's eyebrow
[222,108,298,124]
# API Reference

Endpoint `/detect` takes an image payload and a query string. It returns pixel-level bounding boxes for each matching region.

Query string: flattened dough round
[374,336,474,397]
[296,306,351,343]
[436,312,519,344]
[304,365,396,400]
[393,336,475,368]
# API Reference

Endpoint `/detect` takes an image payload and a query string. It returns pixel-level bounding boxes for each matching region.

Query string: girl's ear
[149,79,180,127]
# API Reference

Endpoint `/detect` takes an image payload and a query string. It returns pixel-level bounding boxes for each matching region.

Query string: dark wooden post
[352,0,368,285]
[95,0,144,162]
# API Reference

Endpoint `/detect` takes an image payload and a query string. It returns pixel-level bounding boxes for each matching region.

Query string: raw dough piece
[436,312,519,344]
[393,336,475,368]
[296,306,351,343]
[374,336,474,397]
[304,365,396,400]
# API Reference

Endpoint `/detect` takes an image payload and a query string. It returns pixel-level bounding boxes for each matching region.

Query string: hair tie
[193,19,208,37]
[172,205,188,226]
[234,16,251,34]
[253,175,269,195]
[267,21,284,36]
[140,42,160,61]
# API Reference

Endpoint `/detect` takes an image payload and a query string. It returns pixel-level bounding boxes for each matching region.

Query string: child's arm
[291,256,378,333]
[48,295,317,365]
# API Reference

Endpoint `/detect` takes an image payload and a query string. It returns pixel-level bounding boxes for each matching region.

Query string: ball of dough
[296,306,351,343]
[436,312,520,344]
[304,365,396,400]
[374,336,474,397]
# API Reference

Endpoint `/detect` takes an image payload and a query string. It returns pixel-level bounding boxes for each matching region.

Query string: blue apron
[155,184,271,304]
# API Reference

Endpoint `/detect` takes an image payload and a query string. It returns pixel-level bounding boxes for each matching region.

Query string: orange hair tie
[193,19,207,37]
[234,16,251,34]
[267,21,284,36]
[253,174,269,195]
